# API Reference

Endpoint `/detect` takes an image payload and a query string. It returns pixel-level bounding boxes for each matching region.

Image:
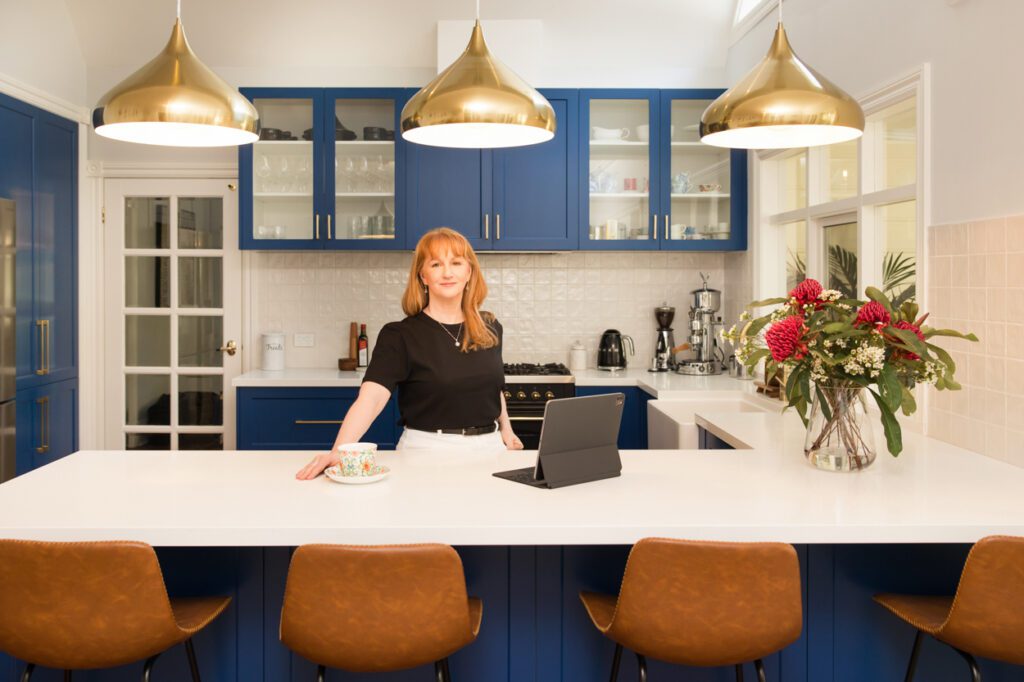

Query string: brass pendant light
[700,0,863,149]
[93,1,258,147]
[401,1,555,148]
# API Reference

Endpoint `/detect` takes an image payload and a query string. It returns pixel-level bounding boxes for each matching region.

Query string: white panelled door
[103,179,241,450]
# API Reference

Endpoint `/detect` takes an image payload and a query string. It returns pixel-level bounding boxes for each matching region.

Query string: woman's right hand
[295,452,338,480]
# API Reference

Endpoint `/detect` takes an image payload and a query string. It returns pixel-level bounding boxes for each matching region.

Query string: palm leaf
[828,245,858,299]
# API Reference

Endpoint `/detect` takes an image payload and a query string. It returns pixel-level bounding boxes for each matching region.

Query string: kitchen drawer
[237,387,397,450]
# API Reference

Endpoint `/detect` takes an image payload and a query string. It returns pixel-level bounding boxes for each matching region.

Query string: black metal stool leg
[952,647,981,682]
[636,653,647,682]
[185,638,202,682]
[735,663,745,682]
[608,644,622,682]
[63,672,72,682]
[142,652,160,682]
[316,664,325,682]
[20,663,34,682]
[434,660,444,682]
[902,630,924,682]
[754,659,766,682]
[443,658,453,682]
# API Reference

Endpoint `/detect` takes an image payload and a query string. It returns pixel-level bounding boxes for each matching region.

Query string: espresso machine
[676,273,725,375]
[650,304,676,372]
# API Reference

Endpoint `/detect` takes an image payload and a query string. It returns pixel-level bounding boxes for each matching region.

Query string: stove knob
[545,390,555,400]
[516,390,527,401]
[503,390,512,400]
[531,391,542,401]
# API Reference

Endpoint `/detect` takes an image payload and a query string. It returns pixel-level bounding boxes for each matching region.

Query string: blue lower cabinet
[698,425,734,450]
[237,387,398,450]
[576,386,647,449]
[15,378,78,474]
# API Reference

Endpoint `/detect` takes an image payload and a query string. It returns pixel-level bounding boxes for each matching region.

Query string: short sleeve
[362,323,408,393]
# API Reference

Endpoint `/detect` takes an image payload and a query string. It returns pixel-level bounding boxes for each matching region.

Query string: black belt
[432,423,498,436]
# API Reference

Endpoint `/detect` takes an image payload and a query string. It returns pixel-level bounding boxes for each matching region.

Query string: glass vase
[804,384,877,472]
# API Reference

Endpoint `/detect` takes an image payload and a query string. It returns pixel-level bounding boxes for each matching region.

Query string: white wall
[727,0,1024,226]
[0,0,87,111]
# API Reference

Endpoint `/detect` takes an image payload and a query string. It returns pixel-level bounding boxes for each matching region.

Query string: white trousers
[397,426,506,452]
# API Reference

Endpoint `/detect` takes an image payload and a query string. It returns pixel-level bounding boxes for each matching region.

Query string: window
[735,0,772,24]
[758,81,922,307]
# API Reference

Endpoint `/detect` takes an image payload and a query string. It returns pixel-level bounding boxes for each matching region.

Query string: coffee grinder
[676,273,725,376]
[650,304,676,372]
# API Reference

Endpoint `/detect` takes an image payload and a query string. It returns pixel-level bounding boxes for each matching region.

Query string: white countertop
[2,416,1022,546]
[233,367,756,398]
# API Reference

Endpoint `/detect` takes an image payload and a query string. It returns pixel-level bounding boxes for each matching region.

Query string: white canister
[569,340,588,371]
[262,332,285,371]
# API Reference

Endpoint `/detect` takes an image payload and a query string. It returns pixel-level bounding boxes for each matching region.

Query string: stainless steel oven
[502,364,575,450]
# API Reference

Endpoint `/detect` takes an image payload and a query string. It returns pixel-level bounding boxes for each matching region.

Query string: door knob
[219,340,238,356]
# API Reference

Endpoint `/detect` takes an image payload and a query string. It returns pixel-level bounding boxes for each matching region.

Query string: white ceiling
[65,0,737,90]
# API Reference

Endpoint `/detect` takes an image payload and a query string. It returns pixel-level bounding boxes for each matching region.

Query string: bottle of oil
[357,324,369,367]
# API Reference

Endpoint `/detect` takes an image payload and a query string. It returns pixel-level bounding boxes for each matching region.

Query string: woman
[296,227,523,480]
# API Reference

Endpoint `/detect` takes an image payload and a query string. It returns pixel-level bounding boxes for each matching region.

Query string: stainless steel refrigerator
[0,198,15,482]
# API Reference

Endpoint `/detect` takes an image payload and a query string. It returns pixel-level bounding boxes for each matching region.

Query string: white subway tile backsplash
[249,251,726,368]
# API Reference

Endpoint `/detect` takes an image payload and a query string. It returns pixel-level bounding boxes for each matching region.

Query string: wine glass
[255,156,271,192]
[342,157,356,193]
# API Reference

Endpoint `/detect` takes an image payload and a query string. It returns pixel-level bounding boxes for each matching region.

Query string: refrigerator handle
[35,396,49,454]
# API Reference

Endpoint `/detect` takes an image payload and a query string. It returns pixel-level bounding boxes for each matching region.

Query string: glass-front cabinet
[239,88,410,250]
[580,89,747,251]
[581,91,659,249]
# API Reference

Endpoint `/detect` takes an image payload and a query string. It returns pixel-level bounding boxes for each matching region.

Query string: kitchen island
[2,412,1022,681]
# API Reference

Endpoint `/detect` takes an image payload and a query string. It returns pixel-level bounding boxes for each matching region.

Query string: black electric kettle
[598,329,634,370]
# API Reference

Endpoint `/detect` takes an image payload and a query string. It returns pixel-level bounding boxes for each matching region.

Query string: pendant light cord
[778,0,783,24]
[176,0,181,19]
[475,0,480,21]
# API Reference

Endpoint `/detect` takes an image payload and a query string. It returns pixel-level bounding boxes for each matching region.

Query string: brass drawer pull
[36,397,49,453]
[294,419,344,425]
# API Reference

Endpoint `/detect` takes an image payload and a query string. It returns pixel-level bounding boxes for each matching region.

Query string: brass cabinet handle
[46,320,50,372]
[36,397,49,453]
[315,214,320,240]
[35,320,49,375]
[652,215,658,241]
[484,213,489,240]
[327,214,332,240]
[496,213,501,240]
[294,419,344,425]
[219,340,237,356]
[665,214,670,240]
[508,416,544,422]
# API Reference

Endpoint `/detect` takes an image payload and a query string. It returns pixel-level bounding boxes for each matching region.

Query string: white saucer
[324,465,390,485]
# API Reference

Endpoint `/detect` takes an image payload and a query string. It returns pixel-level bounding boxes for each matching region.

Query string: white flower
[820,289,843,302]
[740,310,751,321]
[842,341,886,377]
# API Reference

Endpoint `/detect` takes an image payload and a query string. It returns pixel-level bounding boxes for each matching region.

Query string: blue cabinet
[0,92,78,476]
[239,88,413,250]
[16,378,78,474]
[576,386,649,449]
[580,89,747,251]
[406,89,579,250]
[237,387,399,450]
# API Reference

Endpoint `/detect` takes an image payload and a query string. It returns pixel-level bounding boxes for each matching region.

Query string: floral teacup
[336,442,380,477]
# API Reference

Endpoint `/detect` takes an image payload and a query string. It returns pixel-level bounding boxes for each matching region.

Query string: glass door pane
[784,221,808,291]
[868,97,917,191]
[881,201,917,306]
[121,195,227,450]
[667,99,731,241]
[332,98,397,241]
[252,98,315,241]
[587,99,651,242]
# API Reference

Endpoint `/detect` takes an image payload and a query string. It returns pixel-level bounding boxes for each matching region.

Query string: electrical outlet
[294,333,314,348]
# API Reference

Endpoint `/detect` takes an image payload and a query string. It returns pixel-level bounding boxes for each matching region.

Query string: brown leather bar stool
[280,544,483,682]
[874,535,1024,682]
[0,540,230,682]
[580,538,802,682]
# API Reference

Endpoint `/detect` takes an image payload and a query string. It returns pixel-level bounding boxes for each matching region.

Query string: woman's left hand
[501,428,523,450]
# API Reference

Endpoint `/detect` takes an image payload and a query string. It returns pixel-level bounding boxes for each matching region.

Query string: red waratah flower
[789,279,823,308]
[855,301,891,329]
[893,320,925,360]
[765,315,808,363]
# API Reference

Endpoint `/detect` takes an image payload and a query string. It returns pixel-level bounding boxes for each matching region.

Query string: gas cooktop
[503,363,575,384]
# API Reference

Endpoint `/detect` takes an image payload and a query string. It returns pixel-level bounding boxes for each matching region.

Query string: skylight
[735,0,771,24]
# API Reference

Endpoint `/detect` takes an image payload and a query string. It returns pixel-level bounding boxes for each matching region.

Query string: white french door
[103,178,241,450]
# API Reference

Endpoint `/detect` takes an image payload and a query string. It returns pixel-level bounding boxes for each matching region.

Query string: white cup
[635,124,649,142]
[592,126,630,140]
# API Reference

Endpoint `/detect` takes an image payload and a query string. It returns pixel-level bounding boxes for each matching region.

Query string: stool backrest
[942,535,1024,665]
[0,540,183,669]
[608,538,802,667]
[280,544,475,673]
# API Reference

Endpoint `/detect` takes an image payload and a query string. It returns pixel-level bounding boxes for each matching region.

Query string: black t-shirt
[362,312,504,431]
